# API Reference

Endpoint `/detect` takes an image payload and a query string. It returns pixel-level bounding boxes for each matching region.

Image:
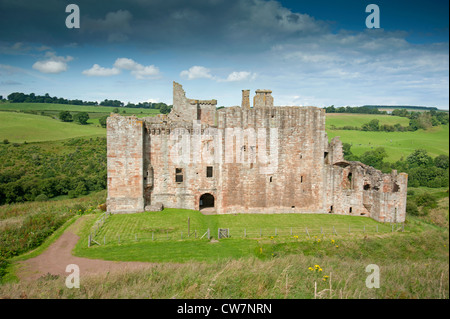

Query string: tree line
[5,92,172,111]
[330,111,448,132]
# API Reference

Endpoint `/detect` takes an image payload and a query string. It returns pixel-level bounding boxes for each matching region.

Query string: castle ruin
[106,82,408,223]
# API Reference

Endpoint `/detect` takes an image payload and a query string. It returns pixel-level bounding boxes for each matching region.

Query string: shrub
[406,201,419,216]
[35,194,49,202]
[415,192,437,208]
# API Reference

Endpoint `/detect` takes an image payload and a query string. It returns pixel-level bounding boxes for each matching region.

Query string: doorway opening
[199,193,215,210]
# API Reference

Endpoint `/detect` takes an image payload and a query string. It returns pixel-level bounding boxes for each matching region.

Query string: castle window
[301,176,303,183]
[324,152,329,164]
[206,166,213,178]
[269,176,272,182]
[348,173,352,182]
[364,184,371,190]
[349,207,353,214]
[393,183,400,192]
[175,168,183,183]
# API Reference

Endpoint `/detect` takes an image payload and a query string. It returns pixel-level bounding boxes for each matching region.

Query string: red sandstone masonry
[106,82,407,222]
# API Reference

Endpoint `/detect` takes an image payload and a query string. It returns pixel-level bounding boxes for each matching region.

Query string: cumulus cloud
[32,52,73,74]
[114,58,160,79]
[222,71,256,82]
[180,66,256,82]
[82,58,160,79]
[82,64,121,76]
[180,66,214,80]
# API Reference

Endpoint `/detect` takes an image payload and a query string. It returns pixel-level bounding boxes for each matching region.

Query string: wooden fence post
[88,234,91,247]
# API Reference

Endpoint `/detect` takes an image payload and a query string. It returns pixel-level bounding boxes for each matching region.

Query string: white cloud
[222,71,256,82]
[180,66,214,80]
[32,52,73,74]
[82,64,121,76]
[82,57,160,79]
[114,58,160,79]
[180,66,256,82]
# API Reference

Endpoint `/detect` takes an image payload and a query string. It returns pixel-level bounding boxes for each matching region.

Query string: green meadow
[326,114,449,161]
[0,111,105,143]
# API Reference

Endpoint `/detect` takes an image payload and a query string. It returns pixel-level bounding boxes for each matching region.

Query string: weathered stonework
[107,82,407,222]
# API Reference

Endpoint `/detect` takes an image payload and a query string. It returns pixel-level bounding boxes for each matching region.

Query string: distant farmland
[326,114,449,161]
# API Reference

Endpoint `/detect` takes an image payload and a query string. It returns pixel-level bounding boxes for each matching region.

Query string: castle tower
[253,89,273,107]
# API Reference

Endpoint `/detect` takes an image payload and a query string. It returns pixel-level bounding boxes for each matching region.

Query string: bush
[406,201,419,216]
[35,194,49,202]
[59,111,72,122]
[415,192,437,208]
[73,112,90,125]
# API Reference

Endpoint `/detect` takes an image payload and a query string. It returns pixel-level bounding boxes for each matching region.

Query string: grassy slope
[0,102,160,114]
[0,111,105,143]
[326,123,449,162]
[326,113,410,128]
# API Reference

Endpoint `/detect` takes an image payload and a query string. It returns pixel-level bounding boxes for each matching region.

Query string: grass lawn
[73,209,403,263]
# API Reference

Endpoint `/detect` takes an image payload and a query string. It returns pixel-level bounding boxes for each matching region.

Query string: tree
[406,149,433,168]
[434,154,449,170]
[99,115,108,128]
[160,104,169,114]
[59,111,72,122]
[73,112,89,125]
[359,147,388,169]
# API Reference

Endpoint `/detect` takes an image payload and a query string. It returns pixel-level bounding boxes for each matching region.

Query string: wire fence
[87,215,405,247]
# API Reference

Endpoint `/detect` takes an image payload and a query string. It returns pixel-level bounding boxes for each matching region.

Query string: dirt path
[16,217,155,281]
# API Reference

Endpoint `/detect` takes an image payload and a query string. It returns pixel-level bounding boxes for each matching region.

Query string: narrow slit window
[206,166,213,178]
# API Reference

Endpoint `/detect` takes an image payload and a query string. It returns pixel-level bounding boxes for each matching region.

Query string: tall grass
[0,228,447,299]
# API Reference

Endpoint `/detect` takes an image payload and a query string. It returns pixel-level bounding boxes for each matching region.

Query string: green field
[0,102,159,115]
[327,124,449,162]
[0,102,160,132]
[326,113,411,129]
[0,111,105,143]
[74,209,400,263]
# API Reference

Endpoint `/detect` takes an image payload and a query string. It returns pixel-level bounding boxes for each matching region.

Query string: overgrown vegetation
[0,190,106,281]
[0,137,106,205]
[344,145,449,188]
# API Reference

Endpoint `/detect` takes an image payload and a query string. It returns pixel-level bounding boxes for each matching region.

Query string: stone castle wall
[106,82,408,222]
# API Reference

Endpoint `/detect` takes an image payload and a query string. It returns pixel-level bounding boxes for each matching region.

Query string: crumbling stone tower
[107,82,408,223]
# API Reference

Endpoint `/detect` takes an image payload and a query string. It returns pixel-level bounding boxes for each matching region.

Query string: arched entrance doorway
[199,193,215,210]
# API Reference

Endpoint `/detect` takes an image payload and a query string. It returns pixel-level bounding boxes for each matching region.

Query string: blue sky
[0,0,448,109]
